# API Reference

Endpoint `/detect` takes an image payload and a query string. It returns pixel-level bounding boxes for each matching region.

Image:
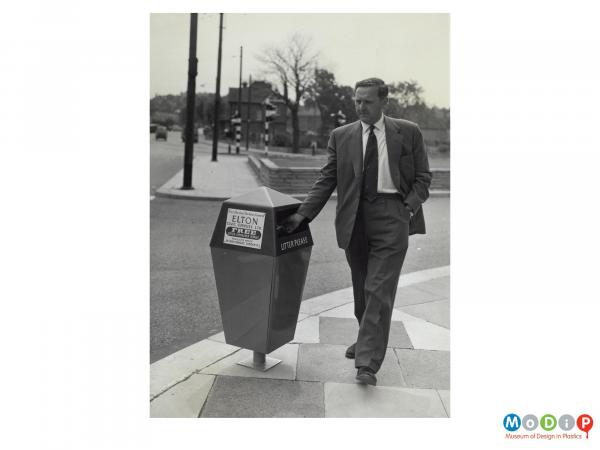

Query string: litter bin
[210,187,313,371]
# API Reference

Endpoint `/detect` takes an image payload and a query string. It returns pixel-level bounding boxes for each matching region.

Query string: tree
[385,80,427,122]
[385,80,450,132]
[388,80,425,108]
[150,93,185,118]
[258,33,318,153]
[306,68,357,136]
[177,93,220,127]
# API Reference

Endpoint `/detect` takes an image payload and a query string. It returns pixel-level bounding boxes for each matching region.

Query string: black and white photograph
[4,1,600,448]
[149,12,450,418]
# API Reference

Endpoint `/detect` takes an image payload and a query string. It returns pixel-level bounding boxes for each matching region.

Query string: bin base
[237,352,281,372]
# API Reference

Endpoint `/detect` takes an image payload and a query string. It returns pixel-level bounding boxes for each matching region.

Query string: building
[297,104,321,135]
[224,80,322,148]
[224,81,286,145]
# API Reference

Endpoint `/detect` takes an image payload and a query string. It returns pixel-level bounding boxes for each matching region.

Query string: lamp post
[236,46,243,154]
[245,74,252,151]
[211,13,224,162]
[181,13,198,189]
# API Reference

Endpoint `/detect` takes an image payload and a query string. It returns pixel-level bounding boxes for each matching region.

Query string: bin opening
[275,206,309,237]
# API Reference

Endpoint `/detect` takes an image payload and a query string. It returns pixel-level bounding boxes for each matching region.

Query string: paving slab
[398,266,450,287]
[296,343,406,387]
[437,389,450,417]
[150,339,239,399]
[394,284,447,307]
[319,316,413,348]
[394,349,450,389]
[394,310,450,351]
[318,301,355,319]
[414,276,449,299]
[324,383,448,417]
[299,267,449,317]
[199,343,299,381]
[399,299,450,329]
[297,313,309,321]
[207,331,225,343]
[290,316,320,344]
[320,301,404,322]
[150,374,215,418]
[299,288,353,316]
[200,376,325,418]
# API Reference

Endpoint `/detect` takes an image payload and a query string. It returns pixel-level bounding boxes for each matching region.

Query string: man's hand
[279,213,305,234]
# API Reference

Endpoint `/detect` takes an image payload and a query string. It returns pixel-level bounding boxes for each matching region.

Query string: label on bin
[277,230,313,255]
[223,208,266,249]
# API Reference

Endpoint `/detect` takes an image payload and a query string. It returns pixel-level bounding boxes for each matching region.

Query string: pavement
[150,147,450,418]
[150,266,450,418]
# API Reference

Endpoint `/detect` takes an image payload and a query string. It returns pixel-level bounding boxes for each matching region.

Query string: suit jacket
[297,115,432,249]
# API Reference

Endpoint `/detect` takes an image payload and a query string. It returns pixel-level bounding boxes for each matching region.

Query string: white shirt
[360,114,398,193]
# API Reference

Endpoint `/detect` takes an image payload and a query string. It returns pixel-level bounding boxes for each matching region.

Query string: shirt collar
[361,114,385,134]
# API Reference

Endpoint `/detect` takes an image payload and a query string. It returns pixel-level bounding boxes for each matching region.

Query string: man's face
[354,86,387,125]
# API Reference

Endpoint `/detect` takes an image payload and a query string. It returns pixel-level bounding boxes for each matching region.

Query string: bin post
[237,351,282,371]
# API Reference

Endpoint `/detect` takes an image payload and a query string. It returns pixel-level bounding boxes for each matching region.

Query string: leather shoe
[355,367,377,386]
[345,343,356,359]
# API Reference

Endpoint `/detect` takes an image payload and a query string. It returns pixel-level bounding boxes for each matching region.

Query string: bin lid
[224,186,301,209]
[209,187,312,256]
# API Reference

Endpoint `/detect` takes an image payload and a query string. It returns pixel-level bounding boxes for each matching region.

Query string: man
[283,78,432,386]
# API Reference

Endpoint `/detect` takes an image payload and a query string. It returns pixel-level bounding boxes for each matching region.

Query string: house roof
[228,80,273,104]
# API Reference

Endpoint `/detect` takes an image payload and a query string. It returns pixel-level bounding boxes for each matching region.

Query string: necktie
[362,125,378,202]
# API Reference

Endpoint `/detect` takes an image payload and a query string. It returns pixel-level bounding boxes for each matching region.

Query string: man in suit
[283,78,432,386]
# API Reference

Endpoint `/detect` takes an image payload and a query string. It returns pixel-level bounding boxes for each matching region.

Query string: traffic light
[264,98,277,122]
[230,109,242,125]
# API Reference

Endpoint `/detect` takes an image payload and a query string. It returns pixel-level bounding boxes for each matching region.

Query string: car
[150,123,158,133]
[155,126,168,141]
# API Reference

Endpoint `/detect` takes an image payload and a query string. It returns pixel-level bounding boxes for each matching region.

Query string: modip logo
[503,413,593,440]
[504,413,521,432]
[578,414,594,439]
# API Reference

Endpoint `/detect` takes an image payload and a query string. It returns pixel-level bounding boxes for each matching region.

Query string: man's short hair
[355,78,389,99]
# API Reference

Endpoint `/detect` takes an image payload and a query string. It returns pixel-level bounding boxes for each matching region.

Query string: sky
[150,13,449,108]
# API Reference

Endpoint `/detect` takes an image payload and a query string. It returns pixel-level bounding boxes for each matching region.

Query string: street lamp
[181,13,198,190]
[211,13,224,162]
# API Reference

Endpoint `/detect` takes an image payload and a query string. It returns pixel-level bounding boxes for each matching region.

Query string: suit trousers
[345,196,410,373]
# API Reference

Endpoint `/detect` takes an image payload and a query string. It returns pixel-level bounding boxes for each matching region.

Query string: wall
[248,155,321,194]
[248,155,450,194]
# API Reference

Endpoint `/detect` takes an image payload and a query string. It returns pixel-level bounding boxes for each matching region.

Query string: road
[150,134,450,363]
[150,130,186,196]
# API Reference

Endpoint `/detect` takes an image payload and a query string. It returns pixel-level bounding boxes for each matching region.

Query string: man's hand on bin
[280,213,306,234]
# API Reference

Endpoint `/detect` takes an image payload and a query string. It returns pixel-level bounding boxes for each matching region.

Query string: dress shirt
[360,115,399,193]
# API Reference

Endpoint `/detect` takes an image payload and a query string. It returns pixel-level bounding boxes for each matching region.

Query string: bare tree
[258,34,318,153]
